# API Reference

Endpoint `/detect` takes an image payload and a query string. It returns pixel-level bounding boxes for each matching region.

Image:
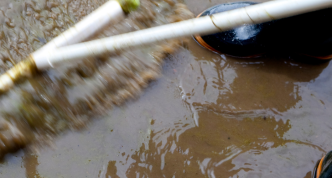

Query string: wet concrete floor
[1,0,332,177]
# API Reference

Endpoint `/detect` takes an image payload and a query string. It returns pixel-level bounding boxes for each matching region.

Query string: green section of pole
[117,0,140,13]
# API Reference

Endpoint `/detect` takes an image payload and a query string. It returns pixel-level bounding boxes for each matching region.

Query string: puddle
[1,0,332,178]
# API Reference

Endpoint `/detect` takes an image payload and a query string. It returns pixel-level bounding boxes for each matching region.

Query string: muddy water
[0,0,332,177]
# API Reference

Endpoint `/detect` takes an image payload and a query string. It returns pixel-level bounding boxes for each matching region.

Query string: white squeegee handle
[33,0,332,69]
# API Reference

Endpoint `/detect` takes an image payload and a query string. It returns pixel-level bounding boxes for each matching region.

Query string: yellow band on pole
[0,57,37,94]
[117,0,140,13]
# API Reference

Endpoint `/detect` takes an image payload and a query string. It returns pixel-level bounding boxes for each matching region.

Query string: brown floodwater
[1,0,332,177]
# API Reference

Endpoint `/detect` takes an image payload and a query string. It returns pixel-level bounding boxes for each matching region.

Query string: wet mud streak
[105,160,120,178]
[23,153,41,178]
